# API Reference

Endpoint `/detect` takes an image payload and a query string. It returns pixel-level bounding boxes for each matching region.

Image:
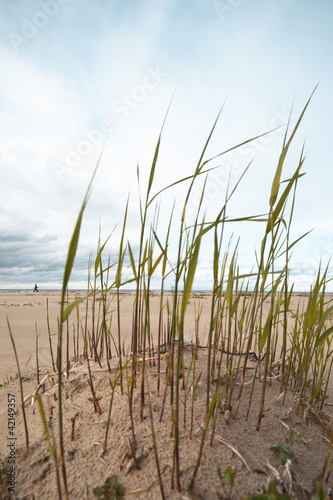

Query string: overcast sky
[0,0,332,291]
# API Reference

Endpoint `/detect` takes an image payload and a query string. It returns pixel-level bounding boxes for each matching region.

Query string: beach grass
[6,90,333,498]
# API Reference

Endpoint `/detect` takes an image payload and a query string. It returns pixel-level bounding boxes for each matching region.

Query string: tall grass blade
[36,394,62,499]
[57,156,100,500]
[7,317,29,452]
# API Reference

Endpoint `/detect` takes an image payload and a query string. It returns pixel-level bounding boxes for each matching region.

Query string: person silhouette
[33,284,39,292]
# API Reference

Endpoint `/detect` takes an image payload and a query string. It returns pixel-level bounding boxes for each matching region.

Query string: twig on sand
[24,373,50,405]
[236,442,268,475]
[309,405,332,436]
[266,461,284,492]
[215,435,252,473]
[79,419,107,425]
[127,480,158,494]
[24,361,74,405]
[127,439,141,472]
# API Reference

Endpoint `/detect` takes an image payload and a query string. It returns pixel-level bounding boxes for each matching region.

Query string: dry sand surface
[0,291,332,499]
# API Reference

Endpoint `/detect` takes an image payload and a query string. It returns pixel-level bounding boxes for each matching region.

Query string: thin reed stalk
[36,394,62,500]
[7,317,29,452]
[35,322,40,385]
[146,374,165,500]
[46,298,56,372]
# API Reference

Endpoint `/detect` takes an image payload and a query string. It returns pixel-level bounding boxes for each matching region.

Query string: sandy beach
[0,290,312,381]
[0,291,332,499]
[0,290,213,380]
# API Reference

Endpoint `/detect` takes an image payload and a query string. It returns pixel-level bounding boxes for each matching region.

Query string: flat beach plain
[0,290,332,499]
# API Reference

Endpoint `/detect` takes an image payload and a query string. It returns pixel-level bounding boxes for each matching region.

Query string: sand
[0,291,332,499]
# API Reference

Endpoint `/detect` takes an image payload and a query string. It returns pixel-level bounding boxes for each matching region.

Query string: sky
[0,0,332,291]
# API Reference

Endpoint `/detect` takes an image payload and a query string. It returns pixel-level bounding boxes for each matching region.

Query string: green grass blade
[270,85,317,206]
[128,242,138,282]
[180,226,203,327]
[60,157,100,321]
[116,197,129,287]
[259,316,271,353]
[62,293,91,323]
[266,151,305,235]
[315,326,333,348]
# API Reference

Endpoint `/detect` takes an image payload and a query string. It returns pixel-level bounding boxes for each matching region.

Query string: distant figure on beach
[33,284,39,292]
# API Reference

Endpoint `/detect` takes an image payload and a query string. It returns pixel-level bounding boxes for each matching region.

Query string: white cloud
[0,0,332,290]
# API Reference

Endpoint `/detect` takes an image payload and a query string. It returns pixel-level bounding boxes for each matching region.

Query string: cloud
[0,0,332,290]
